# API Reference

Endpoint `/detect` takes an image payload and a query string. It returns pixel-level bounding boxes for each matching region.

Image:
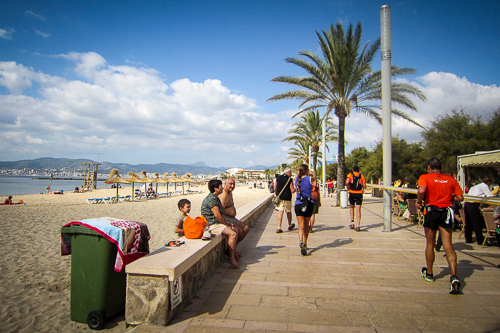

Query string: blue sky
[1,0,499,168]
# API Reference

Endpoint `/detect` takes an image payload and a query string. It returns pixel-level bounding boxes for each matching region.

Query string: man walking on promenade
[416,158,464,294]
[220,177,250,245]
[274,168,296,233]
[326,179,334,197]
[464,176,493,245]
[346,166,366,231]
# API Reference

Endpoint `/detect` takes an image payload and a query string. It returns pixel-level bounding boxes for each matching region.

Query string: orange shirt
[347,172,365,194]
[418,173,463,208]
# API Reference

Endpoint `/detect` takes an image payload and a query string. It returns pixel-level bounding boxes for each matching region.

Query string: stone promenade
[130,195,500,333]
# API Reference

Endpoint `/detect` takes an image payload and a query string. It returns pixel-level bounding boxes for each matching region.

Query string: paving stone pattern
[130,195,500,333]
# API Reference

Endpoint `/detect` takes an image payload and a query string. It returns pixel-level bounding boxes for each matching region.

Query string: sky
[0,0,499,168]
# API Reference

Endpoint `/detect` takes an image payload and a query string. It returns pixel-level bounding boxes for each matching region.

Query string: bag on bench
[184,215,209,239]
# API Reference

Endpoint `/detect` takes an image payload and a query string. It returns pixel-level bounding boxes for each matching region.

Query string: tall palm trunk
[312,149,318,174]
[336,116,346,206]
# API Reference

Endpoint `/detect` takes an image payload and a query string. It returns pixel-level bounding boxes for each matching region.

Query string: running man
[346,166,366,231]
[416,158,464,294]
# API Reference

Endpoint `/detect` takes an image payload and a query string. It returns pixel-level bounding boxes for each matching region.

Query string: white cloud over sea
[0,52,292,166]
[0,52,499,167]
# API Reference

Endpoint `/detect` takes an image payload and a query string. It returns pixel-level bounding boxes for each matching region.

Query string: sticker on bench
[170,276,182,309]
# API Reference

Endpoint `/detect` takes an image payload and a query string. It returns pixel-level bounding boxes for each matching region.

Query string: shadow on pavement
[308,238,353,255]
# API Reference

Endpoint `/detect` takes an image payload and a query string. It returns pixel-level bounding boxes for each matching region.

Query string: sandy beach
[0,184,270,332]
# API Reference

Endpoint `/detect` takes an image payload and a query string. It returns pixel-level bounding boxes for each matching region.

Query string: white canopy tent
[457,150,500,190]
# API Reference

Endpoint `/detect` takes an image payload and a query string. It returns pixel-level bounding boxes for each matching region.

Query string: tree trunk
[336,116,346,206]
[312,150,318,174]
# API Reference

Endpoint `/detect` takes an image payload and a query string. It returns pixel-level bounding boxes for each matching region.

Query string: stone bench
[125,193,273,327]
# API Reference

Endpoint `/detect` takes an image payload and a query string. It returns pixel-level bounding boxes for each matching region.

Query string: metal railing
[368,184,500,206]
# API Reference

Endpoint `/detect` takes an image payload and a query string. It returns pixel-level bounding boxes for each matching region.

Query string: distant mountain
[188,161,208,167]
[0,158,282,175]
[0,158,228,175]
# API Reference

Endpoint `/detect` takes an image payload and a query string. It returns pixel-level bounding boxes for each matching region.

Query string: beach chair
[120,195,132,202]
[482,211,497,248]
[406,199,421,224]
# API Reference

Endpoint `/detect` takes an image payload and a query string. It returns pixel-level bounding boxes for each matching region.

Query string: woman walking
[294,164,315,255]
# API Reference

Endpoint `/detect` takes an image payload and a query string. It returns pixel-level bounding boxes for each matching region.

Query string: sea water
[0,175,117,197]
[0,175,184,197]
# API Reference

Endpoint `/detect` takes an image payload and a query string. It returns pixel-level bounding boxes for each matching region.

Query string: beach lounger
[86,198,105,204]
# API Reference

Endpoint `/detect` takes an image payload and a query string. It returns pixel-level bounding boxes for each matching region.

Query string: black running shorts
[295,201,314,217]
[423,208,452,230]
[349,193,363,206]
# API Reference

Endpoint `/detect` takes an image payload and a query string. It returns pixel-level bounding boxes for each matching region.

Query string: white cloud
[0,52,290,165]
[35,29,49,38]
[0,28,15,40]
[3,53,494,167]
[343,72,500,153]
[25,11,45,20]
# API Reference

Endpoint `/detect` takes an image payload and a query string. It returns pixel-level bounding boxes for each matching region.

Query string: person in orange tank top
[416,158,464,294]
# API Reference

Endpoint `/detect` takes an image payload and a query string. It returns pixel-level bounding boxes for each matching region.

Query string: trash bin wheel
[87,310,105,330]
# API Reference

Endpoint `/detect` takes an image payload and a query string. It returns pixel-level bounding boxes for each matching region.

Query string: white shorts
[209,223,227,235]
[277,200,292,213]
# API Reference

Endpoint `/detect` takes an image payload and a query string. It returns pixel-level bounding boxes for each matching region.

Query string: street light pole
[381,5,392,232]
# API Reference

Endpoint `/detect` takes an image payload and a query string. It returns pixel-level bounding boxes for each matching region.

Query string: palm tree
[268,22,426,204]
[282,110,338,173]
[286,141,310,164]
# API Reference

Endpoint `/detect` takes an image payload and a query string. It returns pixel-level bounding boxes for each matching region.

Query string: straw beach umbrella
[125,172,142,200]
[105,169,130,202]
[171,172,179,193]
[160,172,171,193]
[179,173,195,193]
[151,173,162,193]
[139,171,154,193]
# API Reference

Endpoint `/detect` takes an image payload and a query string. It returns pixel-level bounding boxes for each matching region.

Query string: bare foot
[229,260,240,269]
[235,250,242,260]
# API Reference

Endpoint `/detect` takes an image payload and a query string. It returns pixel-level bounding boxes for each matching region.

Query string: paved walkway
[131,195,500,333]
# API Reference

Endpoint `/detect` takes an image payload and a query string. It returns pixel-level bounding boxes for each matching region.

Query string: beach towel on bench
[61,217,150,272]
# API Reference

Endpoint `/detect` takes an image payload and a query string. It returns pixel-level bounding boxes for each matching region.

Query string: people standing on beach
[201,179,240,268]
[220,178,249,243]
[274,168,296,233]
[4,196,13,204]
[294,164,315,256]
[46,185,50,194]
[416,157,463,294]
[464,176,494,245]
[346,166,366,231]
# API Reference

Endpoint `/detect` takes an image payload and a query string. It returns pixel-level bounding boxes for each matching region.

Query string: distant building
[227,168,244,176]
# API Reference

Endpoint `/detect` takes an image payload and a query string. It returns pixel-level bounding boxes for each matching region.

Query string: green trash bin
[61,225,126,330]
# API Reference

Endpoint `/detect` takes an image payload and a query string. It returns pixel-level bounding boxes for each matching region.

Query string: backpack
[183,215,208,239]
[349,173,363,191]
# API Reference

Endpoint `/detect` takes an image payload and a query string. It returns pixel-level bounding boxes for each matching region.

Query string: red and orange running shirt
[418,173,463,208]
[347,172,365,194]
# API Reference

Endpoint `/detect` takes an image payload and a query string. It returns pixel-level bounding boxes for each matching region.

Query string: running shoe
[420,267,434,282]
[349,224,355,229]
[449,275,461,294]
[355,225,361,232]
[300,242,307,256]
